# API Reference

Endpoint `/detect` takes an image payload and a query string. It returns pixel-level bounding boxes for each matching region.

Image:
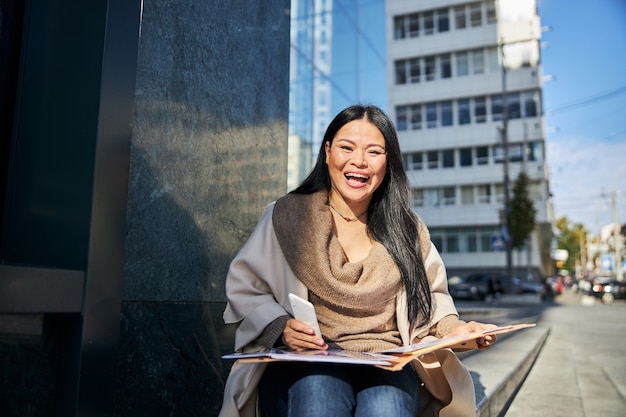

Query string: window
[427,151,439,169]
[477,184,491,204]
[460,147,472,166]
[470,3,482,27]
[393,16,405,39]
[424,56,436,81]
[410,104,422,130]
[508,92,521,119]
[491,95,503,121]
[406,152,423,170]
[442,149,454,168]
[486,47,499,72]
[472,49,484,74]
[494,184,504,203]
[523,91,538,117]
[441,101,453,126]
[437,8,449,32]
[396,106,408,131]
[486,1,497,24]
[476,146,488,165]
[443,187,456,205]
[446,234,460,252]
[425,188,440,207]
[454,6,466,29]
[461,185,474,204]
[509,143,524,162]
[426,103,438,128]
[412,188,424,207]
[456,51,468,76]
[409,58,420,83]
[465,232,478,252]
[458,99,470,125]
[423,11,434,35]
[474,96,486,123]
[440,54,452,78]
[527,141,542,162]
[395,61,406,84]
[408,14,420,37]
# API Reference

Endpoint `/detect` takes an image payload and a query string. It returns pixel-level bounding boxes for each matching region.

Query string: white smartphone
[288,293,322,338]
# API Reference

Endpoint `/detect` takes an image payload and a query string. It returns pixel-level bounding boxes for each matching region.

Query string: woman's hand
[445,320,498,350]
[282,319,328,351]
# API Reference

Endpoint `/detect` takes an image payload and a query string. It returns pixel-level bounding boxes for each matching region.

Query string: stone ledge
[461,324,550,416]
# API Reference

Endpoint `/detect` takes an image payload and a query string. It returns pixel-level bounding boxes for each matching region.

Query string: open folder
[222,322,536,371]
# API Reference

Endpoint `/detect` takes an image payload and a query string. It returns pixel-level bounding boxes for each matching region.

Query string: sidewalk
[503,290,626,417]
[463,290,626,417]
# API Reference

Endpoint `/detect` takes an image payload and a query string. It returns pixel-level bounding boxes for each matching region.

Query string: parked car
[590,276,626,304]
[448,272,510,301]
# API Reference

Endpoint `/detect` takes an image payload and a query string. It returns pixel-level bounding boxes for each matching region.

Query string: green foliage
[555,217,587,272]
[507,172,537,249]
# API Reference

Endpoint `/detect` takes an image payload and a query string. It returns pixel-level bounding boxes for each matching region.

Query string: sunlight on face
[325,118,387,207]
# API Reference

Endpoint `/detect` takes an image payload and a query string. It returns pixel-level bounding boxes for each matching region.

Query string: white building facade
[386,0,554,281]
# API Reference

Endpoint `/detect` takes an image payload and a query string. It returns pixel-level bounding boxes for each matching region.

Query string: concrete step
[460,323,550,416]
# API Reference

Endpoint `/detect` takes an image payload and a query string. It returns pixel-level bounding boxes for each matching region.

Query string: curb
[461,324,550,417]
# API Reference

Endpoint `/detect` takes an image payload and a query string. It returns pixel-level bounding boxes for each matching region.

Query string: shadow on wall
[116,144,238,416]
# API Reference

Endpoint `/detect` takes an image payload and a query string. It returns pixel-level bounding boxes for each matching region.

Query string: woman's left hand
[445,321,498,350]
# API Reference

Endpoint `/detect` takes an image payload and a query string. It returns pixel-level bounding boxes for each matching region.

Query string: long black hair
[293,105,433,328]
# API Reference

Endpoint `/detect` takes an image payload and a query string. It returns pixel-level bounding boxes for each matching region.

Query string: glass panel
[409,58,421,83]
[461,185,474,204]
[443,186,456,205]
[440,54,451,78]
[456,51,468,76]
[395,60,407,84]
[394,16,405,39]
[437,8,449,32]
[507,92,521,119]
[476,146,488,165]
[412,188,424,206]
[470,2,482,27]
[454,6,466,29]
[426,103,437,128]
[491,95,503,121]
[410,104,422,130]
[408,14,420,37]
[423,11,434,35]
[458,99,470,125]
[427,151,439,169]
[460,147,472,166]
[442,149,454,167]
[424,56,436,81]
[472,49,484,74]
[523,91,538,117]
[441,101,453,126]
[474,96,486,123]
[396,106,408,131]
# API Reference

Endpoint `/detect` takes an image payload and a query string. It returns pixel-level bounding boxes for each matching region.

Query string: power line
[546,85,626,114]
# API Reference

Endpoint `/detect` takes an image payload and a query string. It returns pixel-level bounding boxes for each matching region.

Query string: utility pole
[612,192,623,281]
[498,36,513,282]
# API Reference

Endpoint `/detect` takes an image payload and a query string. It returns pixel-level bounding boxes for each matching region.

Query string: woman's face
[325,118,387,206]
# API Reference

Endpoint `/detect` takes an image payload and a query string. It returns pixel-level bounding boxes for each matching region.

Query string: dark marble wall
[116,1,290,415]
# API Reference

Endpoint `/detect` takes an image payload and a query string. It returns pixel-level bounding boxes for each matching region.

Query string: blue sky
[330,0,626,232]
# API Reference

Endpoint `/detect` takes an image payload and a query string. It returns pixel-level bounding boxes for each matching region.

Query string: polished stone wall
[116,1,290,415]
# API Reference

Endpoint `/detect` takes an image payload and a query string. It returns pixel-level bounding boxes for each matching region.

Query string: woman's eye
[340,146,353,151]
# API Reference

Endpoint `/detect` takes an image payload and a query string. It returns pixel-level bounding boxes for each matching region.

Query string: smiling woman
[219,104,499,417]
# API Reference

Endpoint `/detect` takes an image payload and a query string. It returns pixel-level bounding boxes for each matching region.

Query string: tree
[507,172,537,249]
[555,217,587,273]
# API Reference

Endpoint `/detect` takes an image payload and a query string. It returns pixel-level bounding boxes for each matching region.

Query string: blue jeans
[258,362,420,417]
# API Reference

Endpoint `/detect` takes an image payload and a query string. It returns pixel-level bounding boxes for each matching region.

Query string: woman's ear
[324,141,331,164]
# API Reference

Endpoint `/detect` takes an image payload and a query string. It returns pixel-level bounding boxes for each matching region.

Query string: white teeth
[346,173,368,179]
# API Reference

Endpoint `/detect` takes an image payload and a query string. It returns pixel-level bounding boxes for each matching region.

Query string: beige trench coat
[219,203,476,417]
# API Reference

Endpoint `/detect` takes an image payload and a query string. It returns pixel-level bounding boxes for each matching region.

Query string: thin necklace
[327,200,367,222]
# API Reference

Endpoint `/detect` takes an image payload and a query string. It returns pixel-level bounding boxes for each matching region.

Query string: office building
[386,0,554,281]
